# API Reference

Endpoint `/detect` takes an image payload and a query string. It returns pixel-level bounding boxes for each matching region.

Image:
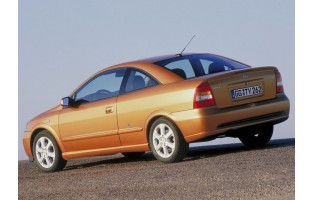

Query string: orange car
[23,53,290,172]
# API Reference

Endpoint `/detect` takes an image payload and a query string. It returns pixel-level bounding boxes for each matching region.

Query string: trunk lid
[195,67,277,108]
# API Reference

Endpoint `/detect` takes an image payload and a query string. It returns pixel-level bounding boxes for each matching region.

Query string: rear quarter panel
[116,79,201,146]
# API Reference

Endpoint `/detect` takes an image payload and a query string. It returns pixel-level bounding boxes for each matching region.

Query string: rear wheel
[238,125,274,148]
[149,118,189,163]
[32,131,67,172]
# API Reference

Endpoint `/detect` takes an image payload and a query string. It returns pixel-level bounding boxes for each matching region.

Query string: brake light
[275,70,284,93]
[193,83,216,108]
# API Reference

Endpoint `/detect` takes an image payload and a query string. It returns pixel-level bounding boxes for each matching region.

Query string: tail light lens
[275,70,284,93]
[193,83,216,109]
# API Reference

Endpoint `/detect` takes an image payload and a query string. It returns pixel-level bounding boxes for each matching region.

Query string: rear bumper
[171,93,290,142]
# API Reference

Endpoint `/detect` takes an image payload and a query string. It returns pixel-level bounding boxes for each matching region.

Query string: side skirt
[62,143,149,160]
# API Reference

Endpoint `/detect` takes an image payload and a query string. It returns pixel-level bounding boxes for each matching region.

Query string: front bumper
[23,131,33,161]
[171,93,290,142]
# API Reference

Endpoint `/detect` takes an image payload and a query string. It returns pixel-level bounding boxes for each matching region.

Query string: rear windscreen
[154,54,250,79]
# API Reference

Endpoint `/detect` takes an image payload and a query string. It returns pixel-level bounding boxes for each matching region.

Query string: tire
[32,131,67,172]
[238,125,274,148]
[149,118,189,163]
[122,152,145,159]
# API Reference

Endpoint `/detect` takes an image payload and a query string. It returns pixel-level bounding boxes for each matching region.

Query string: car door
[59,68,126,152]
[117,68,159,146]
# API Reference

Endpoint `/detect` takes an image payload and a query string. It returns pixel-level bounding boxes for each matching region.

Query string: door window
[75,68,126,102]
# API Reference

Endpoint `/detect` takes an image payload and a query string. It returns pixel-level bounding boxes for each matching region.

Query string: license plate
[231,85,263,99]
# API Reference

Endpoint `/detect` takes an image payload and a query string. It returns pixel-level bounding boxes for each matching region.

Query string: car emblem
[243,74,249,78]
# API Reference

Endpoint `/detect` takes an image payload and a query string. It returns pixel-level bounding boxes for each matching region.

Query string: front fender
[29,123,67,158]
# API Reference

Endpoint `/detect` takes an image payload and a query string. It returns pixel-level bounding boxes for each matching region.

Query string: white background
[3,0,310,199]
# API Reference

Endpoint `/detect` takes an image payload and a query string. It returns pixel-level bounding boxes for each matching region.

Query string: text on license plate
[231,85,263,99]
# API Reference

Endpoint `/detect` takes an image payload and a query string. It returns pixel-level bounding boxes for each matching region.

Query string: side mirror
[61,97,73,107]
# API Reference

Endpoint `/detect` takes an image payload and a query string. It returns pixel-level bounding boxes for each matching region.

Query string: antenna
[177,35,195,57]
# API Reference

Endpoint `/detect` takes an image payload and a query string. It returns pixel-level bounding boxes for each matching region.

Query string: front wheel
[149,118,189,163]
[238,125,274,148]
[32,131,67,172]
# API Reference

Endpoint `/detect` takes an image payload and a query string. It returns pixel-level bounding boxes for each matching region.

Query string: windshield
[154,54,250,79]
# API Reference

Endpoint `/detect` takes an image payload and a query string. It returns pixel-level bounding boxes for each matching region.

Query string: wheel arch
[145,111,182,147]
[30,125,66,157]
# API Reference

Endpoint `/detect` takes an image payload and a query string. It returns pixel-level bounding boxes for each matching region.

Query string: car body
[23,53,290,172]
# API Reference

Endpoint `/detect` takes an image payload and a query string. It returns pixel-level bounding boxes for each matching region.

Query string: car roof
[69,52,248,96]
[132,53,206,63]
[69,53,195,96]
[102,53,207,72]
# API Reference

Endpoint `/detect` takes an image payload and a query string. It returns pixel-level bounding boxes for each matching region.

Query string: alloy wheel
[152,123,176,158]
[35,136,56,168]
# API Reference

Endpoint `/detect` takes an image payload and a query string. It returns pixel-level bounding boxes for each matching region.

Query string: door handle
[105,106,114,114]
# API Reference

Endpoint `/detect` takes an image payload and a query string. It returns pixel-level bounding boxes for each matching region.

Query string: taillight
[193,83,216,109]
[275,70,284,93]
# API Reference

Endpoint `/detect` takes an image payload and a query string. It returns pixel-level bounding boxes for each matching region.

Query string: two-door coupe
[23,53,290,172]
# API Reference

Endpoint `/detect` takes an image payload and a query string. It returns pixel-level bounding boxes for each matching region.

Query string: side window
[75,68,126,102]
[125,69,158,93]
[164,59,195,79]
